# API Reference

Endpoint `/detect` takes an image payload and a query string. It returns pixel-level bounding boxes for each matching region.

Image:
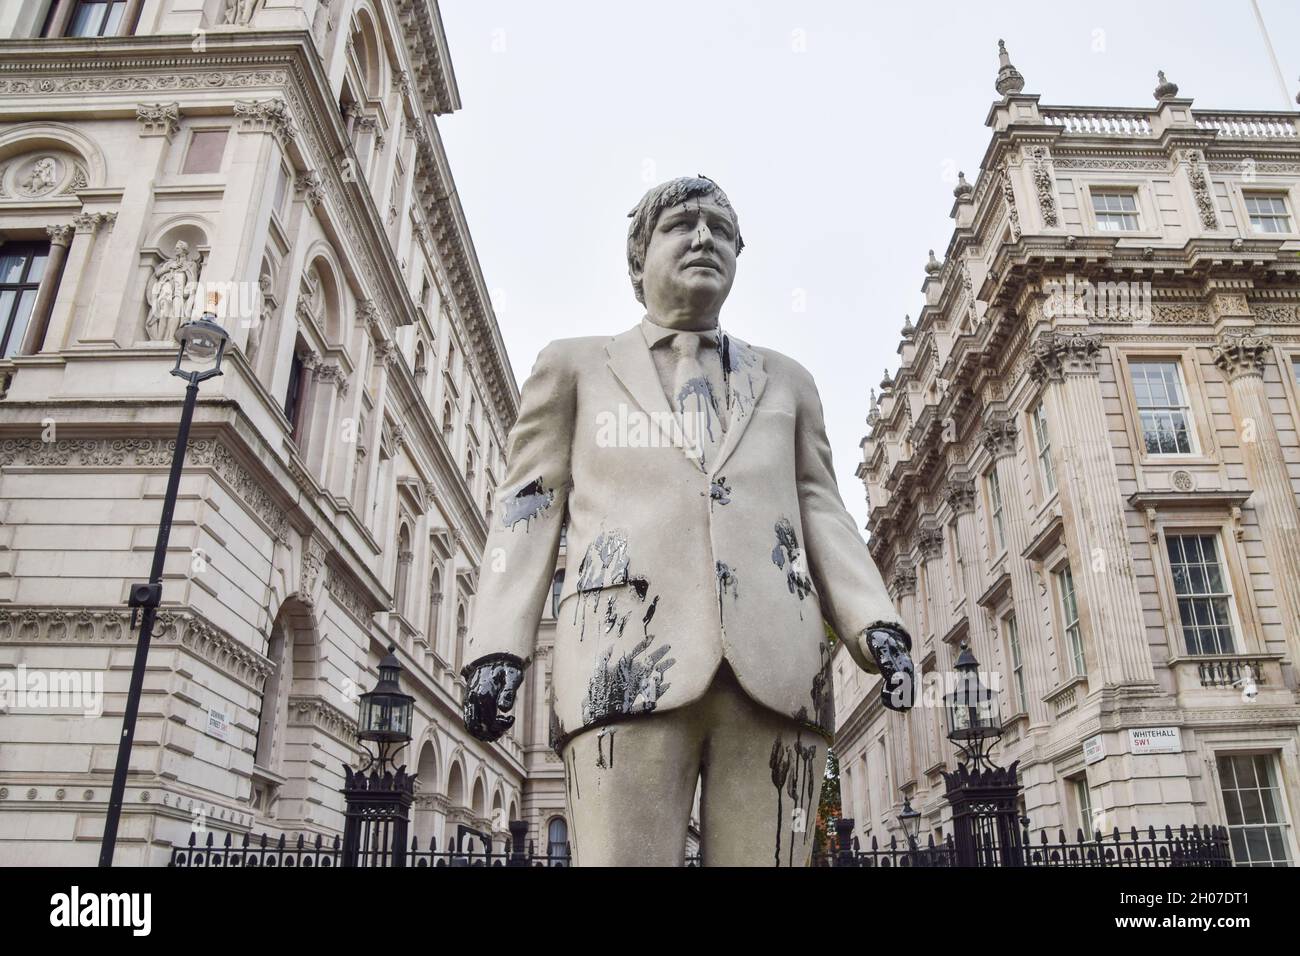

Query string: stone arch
[445,756,466,807]
[301,247,345,346]
[0,122,106,194]
[349,5,386,100]
[470,773,487,819]
[251,595,320,816]
[413,737,441,847]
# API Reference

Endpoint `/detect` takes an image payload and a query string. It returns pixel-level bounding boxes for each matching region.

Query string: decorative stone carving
[915,522,944,561]
[294,169,325,210]
[299,537,328,606]
[891,563,917,597]
[46,224,74,247]
[1000,164,1021,241]
[146,240,202,342]
[314,362,348,396]
[1252,304,1299,324]
[1180,149,1219,231]
[1170,469,1195,492]
[1153,303,1208,324]
[222,0,260,26]
[234,98,298,144]
[1153,70,1179,101]
[72,211,115,233]
[0,605,272,688]
[994,39,1025,96]
[1211,331,1269,380]
[325,565,372,625]
[13,156,58,197]
[1029,146,1059,228]
[1029,330,1102,383]
[980,411,1018,458]
[136,102,181,138]
[944,474,976,515]
[1208,291,1250,323]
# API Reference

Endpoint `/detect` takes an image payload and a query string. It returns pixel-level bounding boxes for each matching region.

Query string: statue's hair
[625,175,744,304]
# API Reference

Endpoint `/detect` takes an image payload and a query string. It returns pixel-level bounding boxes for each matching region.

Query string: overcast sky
[437,0,1300,533]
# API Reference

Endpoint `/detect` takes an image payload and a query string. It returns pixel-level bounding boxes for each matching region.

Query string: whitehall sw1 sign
[1128,727,1181,754]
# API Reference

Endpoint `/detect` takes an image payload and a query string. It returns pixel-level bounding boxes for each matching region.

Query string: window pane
[2,288,38,357]
[0,254,27,283]
[103,0,125,34]
[181,129,229,174]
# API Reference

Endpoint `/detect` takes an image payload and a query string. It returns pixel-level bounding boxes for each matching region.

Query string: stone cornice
[0,605,273,690]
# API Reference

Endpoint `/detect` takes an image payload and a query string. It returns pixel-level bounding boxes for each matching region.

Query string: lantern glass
[175,315,228,366]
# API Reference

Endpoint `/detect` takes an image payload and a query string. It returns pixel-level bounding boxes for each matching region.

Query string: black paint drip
[771,517,814,617]
[502,476,555,531]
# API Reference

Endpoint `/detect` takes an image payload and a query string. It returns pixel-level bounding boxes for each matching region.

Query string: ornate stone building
[0,0,570,864]
[836,45,1300,866]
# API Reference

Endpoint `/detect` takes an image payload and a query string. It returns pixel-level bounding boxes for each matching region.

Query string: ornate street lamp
[357,644,415,771]
[898,793,921,845]
[99,301,229,867]
[944,641,1002,770]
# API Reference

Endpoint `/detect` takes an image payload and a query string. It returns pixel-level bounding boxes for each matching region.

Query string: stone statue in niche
[15,156,58,197]
[245,272,273,364]
[461,176,915,866]
[145,240,201,342]
[223,0,259,26]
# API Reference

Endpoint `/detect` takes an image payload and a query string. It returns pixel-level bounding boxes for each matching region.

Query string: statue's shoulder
[727,337,816,386]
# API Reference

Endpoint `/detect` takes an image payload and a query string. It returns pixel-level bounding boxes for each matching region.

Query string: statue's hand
[460,654,526,742]
[860,623,916,712]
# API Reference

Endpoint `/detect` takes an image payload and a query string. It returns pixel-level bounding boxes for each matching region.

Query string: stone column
[913,519,944,643]
[981,407,1051,725]
[18,224,73,356]
[946,470,995,661]
[1213,331,1300,665]
[1030,331,1155,687]
[305,360,346,484]
[889,561,921,786]
[40,212,112,352]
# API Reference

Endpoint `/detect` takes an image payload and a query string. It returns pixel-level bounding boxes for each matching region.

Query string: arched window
[427,566,443,658]
[547,817,568,864]
[465,448,475,481]
[455,604,467,671]
[414,341,427,380]
[442,400,454,434]
[394,523,413,619]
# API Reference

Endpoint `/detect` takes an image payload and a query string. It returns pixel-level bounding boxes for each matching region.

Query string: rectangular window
[1032,402,1056,496]
[67,0,126,37]
[272,163,290,218]
[1244,193,1293,234]
[1130,359,1195,455]
[181,129,228,174]
[1005,613,1026,713]
[987,469,1006,554]
[1167,533,1236,655]
[1073,776,1097,837]
[0,241,50,358]
[284,349,306,441]
[1056,566,1085,677]
[1218,754,1292,866]
[1091,189,1140,231]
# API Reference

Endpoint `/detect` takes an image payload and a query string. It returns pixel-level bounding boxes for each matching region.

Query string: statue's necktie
[669,331,725,471]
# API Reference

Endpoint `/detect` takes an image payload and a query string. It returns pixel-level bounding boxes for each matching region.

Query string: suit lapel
[710,332,768,477]
[605,326,701,468]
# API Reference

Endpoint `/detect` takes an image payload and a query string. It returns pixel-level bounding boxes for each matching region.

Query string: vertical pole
[99,377,200,867]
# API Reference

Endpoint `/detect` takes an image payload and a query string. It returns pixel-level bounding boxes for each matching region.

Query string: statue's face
[175,240,189,255]
[638,193,738,322]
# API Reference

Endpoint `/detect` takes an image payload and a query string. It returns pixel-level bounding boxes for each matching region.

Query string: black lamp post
[943,641,1003,769]
[99,306,228,867]
[898,794,920,844]
[342,645,416,867]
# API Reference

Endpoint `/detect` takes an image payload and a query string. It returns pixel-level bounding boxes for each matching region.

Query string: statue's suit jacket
[466,322,903,749]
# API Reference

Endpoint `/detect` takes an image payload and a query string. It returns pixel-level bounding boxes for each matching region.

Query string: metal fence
[823,823,1233,868]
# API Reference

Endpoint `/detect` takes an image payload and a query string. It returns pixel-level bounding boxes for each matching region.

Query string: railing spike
[205,830,214,848]
[224,831,233,848]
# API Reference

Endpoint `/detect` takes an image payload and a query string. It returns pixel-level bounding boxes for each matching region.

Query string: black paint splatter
[770,733,818,867]
[769,739,792,867]
[582,633,675,726]
[715,561,739,626]
[595,726,617,769]
[720,335,760,420]
[702,475,732,508]
[502,476,555,531]
[771,517,814,616]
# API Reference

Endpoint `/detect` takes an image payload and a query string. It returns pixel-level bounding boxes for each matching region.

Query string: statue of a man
[146,240,200,342]
[462,176,914,866]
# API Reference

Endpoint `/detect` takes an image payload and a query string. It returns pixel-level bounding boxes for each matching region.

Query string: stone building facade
[0,0,571,865]
[836,46,1300,867]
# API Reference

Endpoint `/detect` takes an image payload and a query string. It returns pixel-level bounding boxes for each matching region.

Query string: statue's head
[174,240,189,256]
[626,175,744,323]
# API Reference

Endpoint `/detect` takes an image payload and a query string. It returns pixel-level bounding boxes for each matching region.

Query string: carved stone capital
[891,563,917,598]
[914,521,944,561]
[295,169,325,210]
[1212,331,1270,380]
[72,211,116,234]
[375,341,399,368]
[234,98,298,144]
[1029,330,1102,383]
[944,473,977,515]
[313,362,348,395]
[980,410,1018,458]
[45,224,74,247]
[136,102,180,138]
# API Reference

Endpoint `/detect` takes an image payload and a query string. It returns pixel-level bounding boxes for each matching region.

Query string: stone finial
[925,249,942,275]
[867,388,880,426]
[995,39,1025,96]
[953,171,973,201]
[901,314,916,340]
[880,367,893,390]
[1153,70,1180,102]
